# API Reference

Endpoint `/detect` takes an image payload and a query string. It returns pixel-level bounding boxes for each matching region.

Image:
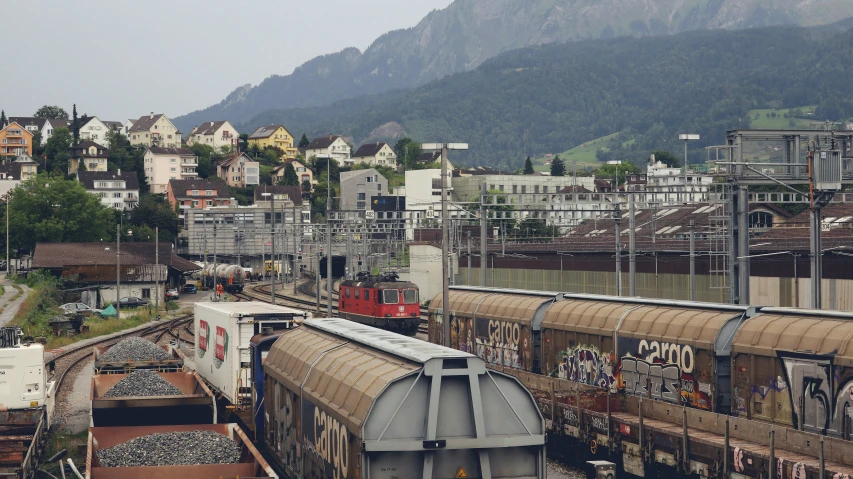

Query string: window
[521,185,526,194]
[141,288,151,299]
[192,200,199,207]
[113,193,122,198]
[404,289,418,304]
[364,289,370,301]
[171,158,176,163]
[206,190,212,195]
[367,176,373,183]
[206,200,213,207]
[381,289,399,304]
[345,288,350,299]
[354,288,360,299]
[170,167,177,172]
[513,185,517,193]
[357,193,366,201]
[192,190,199,196]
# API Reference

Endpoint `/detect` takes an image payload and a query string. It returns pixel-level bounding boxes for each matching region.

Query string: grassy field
[748,105,817,129]
[532,132,622,172]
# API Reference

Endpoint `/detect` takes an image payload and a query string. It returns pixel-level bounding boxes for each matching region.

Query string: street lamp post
[326,156,333,318]
[261,191,275,304]
[422,142,469,347]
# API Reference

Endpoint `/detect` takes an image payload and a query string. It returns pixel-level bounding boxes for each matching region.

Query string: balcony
[181,159,197,166]
[181,170,198,177]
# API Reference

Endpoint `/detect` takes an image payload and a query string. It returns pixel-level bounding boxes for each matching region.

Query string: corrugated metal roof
[305,318,473,363]
[733,313,853,366]
[61,264,166,283]
[33,242,200,273]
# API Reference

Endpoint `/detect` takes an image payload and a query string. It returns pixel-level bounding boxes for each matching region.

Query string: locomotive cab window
[364,289,370,301]
[355,288,360,299]
[381,289,399,304]
[345,288,350,298]
[404,288,418,304]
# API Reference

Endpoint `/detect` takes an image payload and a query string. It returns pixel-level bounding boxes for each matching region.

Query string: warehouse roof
[33,242,200,273]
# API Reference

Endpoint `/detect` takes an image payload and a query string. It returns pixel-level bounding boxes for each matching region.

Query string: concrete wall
[98,283,164,308]
[404,243,457,304]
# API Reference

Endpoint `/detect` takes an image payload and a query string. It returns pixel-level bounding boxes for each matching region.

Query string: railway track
[49,314,194,420]
[234,281,431,334]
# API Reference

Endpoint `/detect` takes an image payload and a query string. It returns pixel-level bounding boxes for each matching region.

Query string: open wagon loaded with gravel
[85,423,277,479]
[90,369,217,427]
[93,337,183,374]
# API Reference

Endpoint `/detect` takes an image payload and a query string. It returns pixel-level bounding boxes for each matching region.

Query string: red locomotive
[338,272,421,335]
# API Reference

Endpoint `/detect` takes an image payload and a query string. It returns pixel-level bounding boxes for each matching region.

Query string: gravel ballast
[103,369,183,398]
[100,337,170,362]
[98,430,242,467]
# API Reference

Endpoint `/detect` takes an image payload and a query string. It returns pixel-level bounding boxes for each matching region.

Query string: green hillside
[240,26,853,169]
[532,133,621,172]
[748,105,817,129]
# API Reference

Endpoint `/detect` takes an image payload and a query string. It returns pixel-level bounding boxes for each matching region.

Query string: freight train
[338,271,421,335]
[429,286,853,439]
[200,263,245,293]
[190,301,547,479]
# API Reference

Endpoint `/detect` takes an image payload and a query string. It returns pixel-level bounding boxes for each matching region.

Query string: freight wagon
[193,302,308,410]
[90,371,216,427]
[85,423,277,479]
[93,344,183,374]
[262,318,547,479]
[431,286,752,413]
[430,286,853,442]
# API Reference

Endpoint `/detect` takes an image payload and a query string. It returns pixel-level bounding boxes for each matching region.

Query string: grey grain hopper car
[263,318,546,479]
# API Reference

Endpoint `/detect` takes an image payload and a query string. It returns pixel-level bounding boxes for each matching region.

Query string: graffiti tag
[622,357,680,403]
[637,340,695,374]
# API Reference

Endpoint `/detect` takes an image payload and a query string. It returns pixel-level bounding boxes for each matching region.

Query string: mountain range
[173,0,853,133]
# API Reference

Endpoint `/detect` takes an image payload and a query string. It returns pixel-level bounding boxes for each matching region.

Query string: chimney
[150,112,154,119]
[118,168,121,176]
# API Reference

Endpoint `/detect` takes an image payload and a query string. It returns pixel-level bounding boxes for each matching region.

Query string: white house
[187,121,239,150]
[641,157,714,205]
[352,142,397,167]
[77,170,140,210]
[77,116,112,147]
[304,135,351,166]
[122,119,135,136]
[143,147,198,194]
[128,113,181,148]
[40,119,72,146]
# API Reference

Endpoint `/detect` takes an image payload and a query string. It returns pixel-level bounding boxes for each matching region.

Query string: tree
[71,104,80,145]
[33,105,68,120]
[0,110,5,128]
[6,173,116,252]
[279,162,299,186]
[523,156,534,174]
[651,150,680,167]
[594,162,638,185]
[44,127,72,173]
[550,156,566,176]
[128,195,178,242]
[298,133,310,148]
[238,133,249,153]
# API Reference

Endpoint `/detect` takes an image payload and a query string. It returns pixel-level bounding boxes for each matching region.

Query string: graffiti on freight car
[302,401,350,479]
[621,357,680,403]
[551,345,617,392]
[636,340,695,374]
[475,319,526,370]
[777,352,853,436]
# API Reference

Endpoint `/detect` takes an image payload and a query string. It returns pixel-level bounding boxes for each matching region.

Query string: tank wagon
[85,423,276,479]
[262,318,546,479]
[338,271,421,335]
[90,371,216,427]
[193,302,307,413]
[201,263,245,293]
[430,286,853,441]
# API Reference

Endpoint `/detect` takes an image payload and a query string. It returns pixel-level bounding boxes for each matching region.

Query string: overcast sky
[3,0,452,121]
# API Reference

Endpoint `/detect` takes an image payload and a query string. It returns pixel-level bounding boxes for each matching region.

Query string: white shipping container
[194,302,308,405]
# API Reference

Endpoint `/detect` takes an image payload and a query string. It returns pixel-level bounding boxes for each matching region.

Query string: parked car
[165,289,179,301]
[115,297,149,308]
[59,302,102,315]
[183,284,197,294]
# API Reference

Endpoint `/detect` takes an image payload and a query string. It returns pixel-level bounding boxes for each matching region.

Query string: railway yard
[18,278,853,479]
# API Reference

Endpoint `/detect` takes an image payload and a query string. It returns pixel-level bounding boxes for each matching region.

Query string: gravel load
[98,430,241,467]
[103,369,183,398]
[100,337,170,362]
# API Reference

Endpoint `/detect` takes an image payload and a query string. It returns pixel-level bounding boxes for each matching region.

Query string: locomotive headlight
[385,314,391,317]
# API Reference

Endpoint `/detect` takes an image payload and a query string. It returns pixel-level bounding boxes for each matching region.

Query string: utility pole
[423,142,468,347]
[155,226,159,312]
[269,192,276,304]
[5,191,9,278]
[480,183,487,287]
[212,219,218,301]
[326,158,333,318]
[466,231,471,285]
[316,246,321,314]
[615,206,622,296]
[689,220,696,301]
[116,224,120,319]
[629,195,636,296]
[292,203,297,286]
